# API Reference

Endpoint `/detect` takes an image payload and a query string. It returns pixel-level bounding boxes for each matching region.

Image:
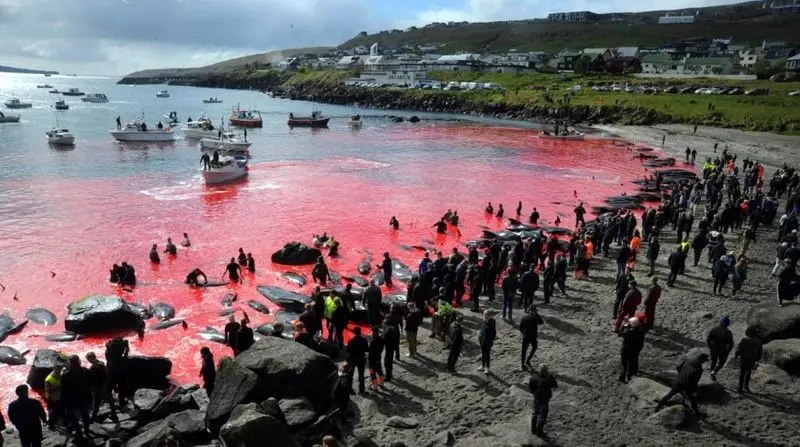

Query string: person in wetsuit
[236,319,254,354]
[433,218,447,234]
[201,153,211,170]
[389,216,399,230]
[181,232,191,247]
[497,204,505,218]
[149,244,160,264]
[516,201,523,216]
[157,121,163,130]
[186,268,208,286]
[529,207,540,225]
[223,258,241,283]
[450,211,459,226]
[199,347,215,396]
[328,237,339,257]
[574,202,586,228]
[224,315,241,356]
[237,248,247,266]
[312,256,330,286]
[164,238,177,255]
[485,202,494,214]
[380,252,394,287]
[246,253,255,272]
[211,151,220,167]
[120,262,136,286]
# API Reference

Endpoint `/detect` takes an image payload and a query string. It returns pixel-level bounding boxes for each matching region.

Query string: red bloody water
[0,124,661,405]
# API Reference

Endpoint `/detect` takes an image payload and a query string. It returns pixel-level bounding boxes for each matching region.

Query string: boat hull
[200,138,252,151]
[48,136,75,145]
[5,104,32,109]
[109,129,177,142]
[202,169,247,184]
[55,105,69,110]
[203,100,223,104]
[61,92,85,96]
[538,133,585,141]
[288,117,330,128]
[0,116,21,123]
[184,129,217,139]
[81,98,108,103]
[229,118,262,128]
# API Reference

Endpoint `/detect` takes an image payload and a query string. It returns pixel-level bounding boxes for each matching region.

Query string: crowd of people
[3,143,799,445]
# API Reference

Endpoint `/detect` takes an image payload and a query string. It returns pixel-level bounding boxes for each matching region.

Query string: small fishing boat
[37,84,53,88]
[155,90,170,98]
[5,98,32,109]
[287,110,329,128]
[164,111,179,125]
[0,112,21,123]
[538,130,585,140]
[200,131,252,157]
[81,93,109,103]
[348,114,362,128]
[61,88,85,96]
[54,99,69,110]
[49,89,60,94]
[229,106,262,128]
[202,156,248,184]
[203,97,223,104]
[110,117,177,142]
[183,117,218,139]
[47,128,75,145]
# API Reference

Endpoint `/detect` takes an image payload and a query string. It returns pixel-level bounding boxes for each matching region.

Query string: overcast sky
[0,0,737,76]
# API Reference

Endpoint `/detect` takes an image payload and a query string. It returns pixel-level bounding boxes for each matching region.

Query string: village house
[547,11,599,22]
[737,49,761,69]
[552,51,582,72]
[276,57,300,71]
[336,55,365,69]
[640,53,733,76]
[787,54,800,71]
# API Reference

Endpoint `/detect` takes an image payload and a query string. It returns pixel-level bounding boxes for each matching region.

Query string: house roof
[788,54,800,61]
[337,56,363,65]
[685,57,733,66]
[641,53,674,64]
[583,48,609,55]
[437,54,477,62]
[616,47,639,58]
[363,55,386,65]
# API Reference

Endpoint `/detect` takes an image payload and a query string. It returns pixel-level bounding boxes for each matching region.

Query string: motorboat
[183,118,218,139]
[203,97,223,104]
[54,99,69,110]
[46,128,75,145]
[5,98,32,109]
[164,111,179,125]
[81,93,109,103]
[202,156,248,184]
[229,106,262,127]
[110,118,177,142]
[0,112,21,123]
[62,88,85,96]
[49,89,60,94]
[348,114,362,128]
[155,90,170,98]
[200,131,252,157]
[37,84,53,88]
[538,130,585,140]
[287,110,329,128]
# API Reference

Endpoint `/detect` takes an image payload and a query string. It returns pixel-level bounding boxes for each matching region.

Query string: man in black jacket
[501,270,519,320]
[519,264,539,311]
[667,246,684,287]
[447,319,464,373]
[404,303,422,357]
[364,282,383,325]
[330,365,353,422]
[618,316,646,383]
[646,236,660,277]
[7,384,47,447]
[519,307,545,370]
[654,352,709,417]
[346,327,368,394]
[382,318,400,382]
[734,327,763,393]
[706,316,734,381]
[236,319,255,354]
[61,355,92,439]
[529,364,558,436]
[616,242,631,280]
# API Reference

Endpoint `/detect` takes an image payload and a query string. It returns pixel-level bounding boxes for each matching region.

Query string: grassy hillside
[122,47,332,79]
[340,2,800,52]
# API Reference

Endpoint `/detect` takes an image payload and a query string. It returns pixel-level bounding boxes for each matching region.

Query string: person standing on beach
[199,347,215,396]
[643,277,661,331]
[519,306,544,370]
[447,318,464,373]
[404,303,422,357]
[529,364,557,436]
[574,202,586,228]
[667,246,683,286]
[706,316,734,382]
[478,310,497,374]
[646,236,660,276]
[685,147,691,162]
[734,327,763,393]
[618,316,646,383]
[346,327,368,394]
[661,134,665,146]
[691,149,697,164]
[7,385,48,447]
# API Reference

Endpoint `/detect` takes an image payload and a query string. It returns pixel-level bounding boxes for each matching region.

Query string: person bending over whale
[443,209,453,222]
[222,258,241,283]
[237,248,247,266]
[328,238,340,257]
[186,268,208,286]
[485,202,494,214]
[312,256,331,286]
[389,216,399,230]
[109,264,121,283]
[433,218,447,234]
[149,244,160,264]
[120,262,136,286]
[180,232,191,247]
[164,238,177,255]
[450,211,459,226]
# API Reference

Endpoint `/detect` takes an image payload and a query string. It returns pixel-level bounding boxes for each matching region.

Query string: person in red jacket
[643,277,662,331]
[614,280,642,333]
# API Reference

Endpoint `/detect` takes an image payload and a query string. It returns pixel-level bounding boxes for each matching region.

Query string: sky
[0,0,739,76]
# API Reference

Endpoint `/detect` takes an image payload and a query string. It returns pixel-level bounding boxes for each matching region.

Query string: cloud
[0,0,381,75]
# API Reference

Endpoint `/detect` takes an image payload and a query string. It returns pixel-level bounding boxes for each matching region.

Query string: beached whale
[44,331,83,342]
[149,319,185,331]
[0,346,27,365]
[283,272,307,287]
[247,300,271,315]
[357,259,372,275]
[392,260,414,283]
[273,310,301,335]
[256,286,312,313]
[25,308,57,326]
[127,302,153,319]
[342,276,369,287]
[219,308,236,317]
[0,315,28,343]
[194,280,228,288]
[198,327,226,344]
[221,292,237,307]
[271,242,322,266]
[150,302,175,321]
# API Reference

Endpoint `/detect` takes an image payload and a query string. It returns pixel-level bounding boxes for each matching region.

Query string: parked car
[679,86,696,94]
[663,86,679,94]
[745,88,769,96]
[789,90,800,97]
[727,88,744,95]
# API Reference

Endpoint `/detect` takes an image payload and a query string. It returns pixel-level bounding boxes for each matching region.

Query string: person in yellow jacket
[44,364,64,428]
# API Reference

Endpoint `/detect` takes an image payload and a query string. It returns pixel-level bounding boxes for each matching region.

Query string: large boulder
[64,295,145,334]
[133,389,164,413]
[219,408,299,447]
[260,397,287,425]
[746,303,800,343]
[271,242,322,266]
[627,377,679,407]
[128,356,173,389]
[26,349,68,390]
[752,364,794,386]
[152,384,200,419]
[206,357,263,433]
[165,409,208,442]
[235,336,337,411]
[126,421,180,447]
[649,405,691,428]
[763,339,800,376]
[278,397,316,431]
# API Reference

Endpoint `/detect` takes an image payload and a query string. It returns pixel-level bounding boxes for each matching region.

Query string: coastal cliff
[118,69,800,133]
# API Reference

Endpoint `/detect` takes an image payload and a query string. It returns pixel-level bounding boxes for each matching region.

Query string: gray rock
[747,304,800,343]
[752,363,794,386]
[206,357,263,433]
[191,388,210,412]
[260,397,287,425]
[386,416,420,429]
[763,338,800,376]
[425,430,456,447]
[26,349,68,390]
[626,377,679,407]
[126,420,180,447]
[235,336,336,411]
[64,294,145,334]
[152,384,200,419]
[229,403,265,422]
[168,409,208,441]
[649,405,690,428]
[220,408,299,447]
[278,397,316,430]
[133,388,164,412]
